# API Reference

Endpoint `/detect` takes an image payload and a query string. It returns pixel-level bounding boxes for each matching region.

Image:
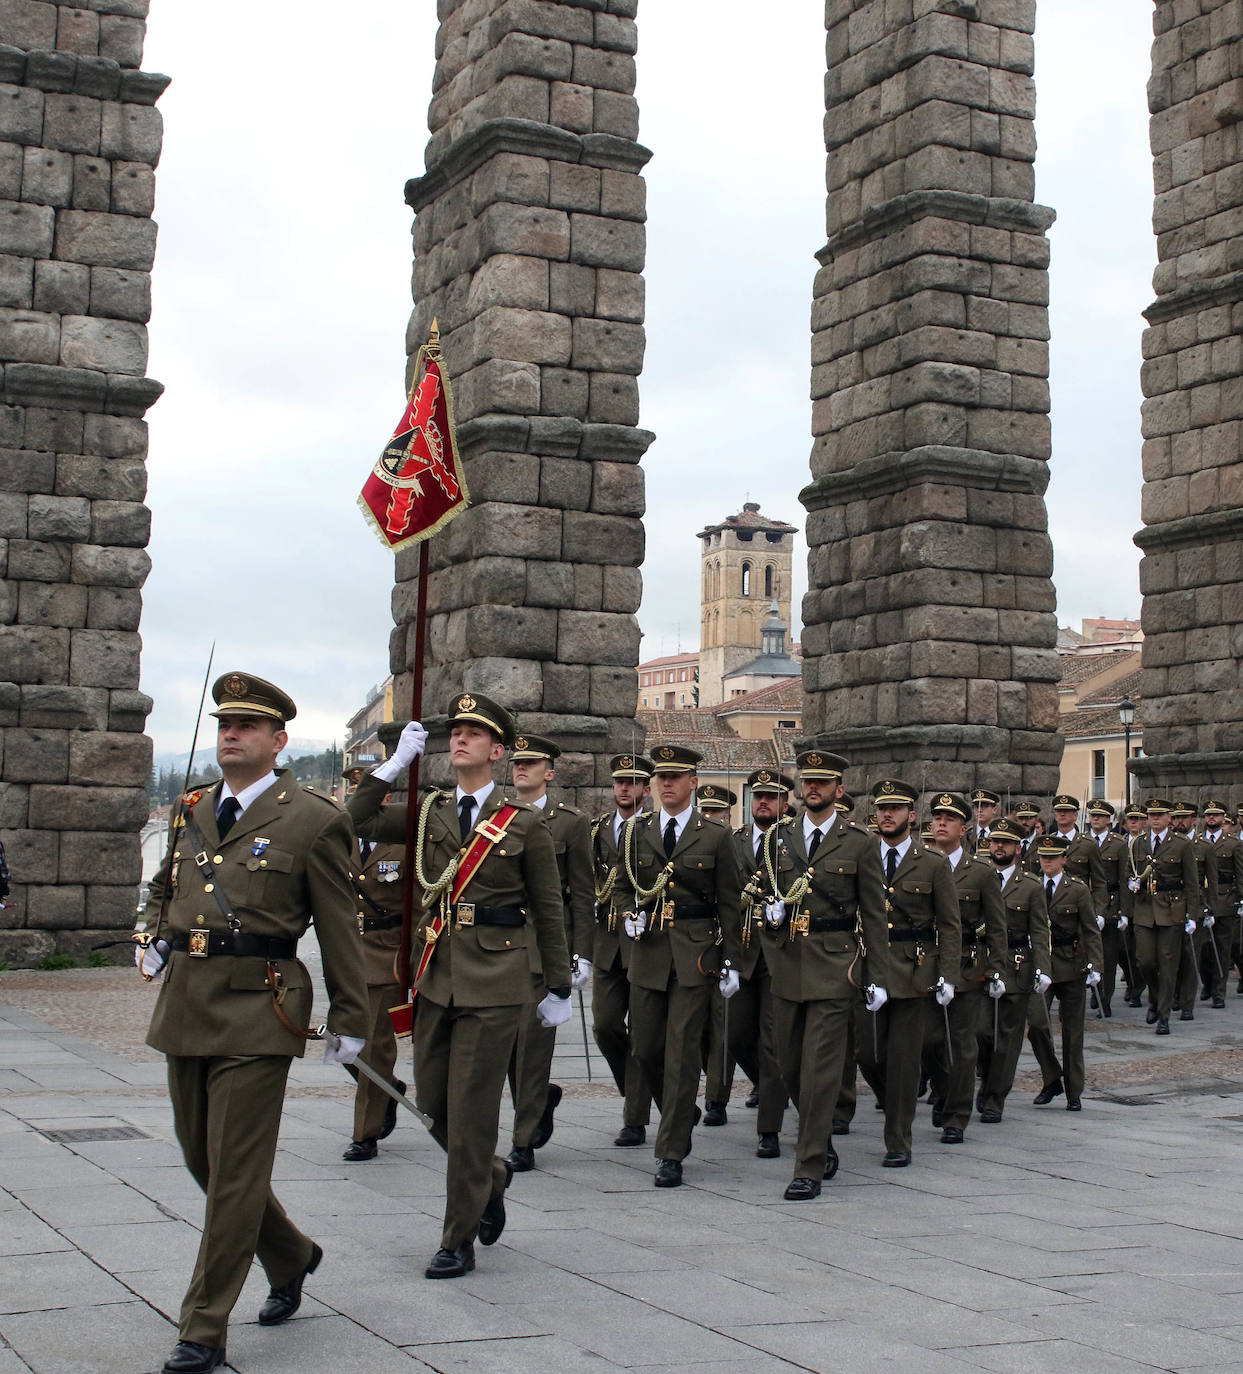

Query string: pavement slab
[4,970,1243,1371]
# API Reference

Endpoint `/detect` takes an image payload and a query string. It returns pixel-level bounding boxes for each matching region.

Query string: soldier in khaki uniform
[924,792,1007,1144]
[970,788,1000,848]
[591,754,654,1146]
[349,693,571,1279]
[623,744,742,1188]
[1084,800,1130,1016]
[758,751,889,1198]
[502,734,594,1172]
[1026,834,1103,1110]
[1130,798,1200,1034]
[696,784,742,1125]
[1202,801,1243,1007]
[1121,802,1148,1006]
[341,763,407,1161]
[140,673,369,1374]
[1171,800,1218,1017]
[857,779,961,1167]
[975,819,1051,1123]
[1015,799,1042,870]
[1046,795,1107,909]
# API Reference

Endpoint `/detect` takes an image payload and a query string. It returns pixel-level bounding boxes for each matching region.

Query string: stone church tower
[697,503,796,707]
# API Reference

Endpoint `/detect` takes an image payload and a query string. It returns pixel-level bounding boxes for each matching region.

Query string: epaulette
[435,791,453,806]
[555,800,582,817]
[302,785,343,809]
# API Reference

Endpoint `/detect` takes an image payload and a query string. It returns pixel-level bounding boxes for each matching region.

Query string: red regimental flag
[359,341,469,550]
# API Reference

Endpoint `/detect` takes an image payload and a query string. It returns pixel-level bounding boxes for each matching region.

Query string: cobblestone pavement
[3,963,1243,1372]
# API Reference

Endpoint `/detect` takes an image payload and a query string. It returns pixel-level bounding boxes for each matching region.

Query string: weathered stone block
[106,687,151,732]
[0,306,59,363]
[69,542,150,586]
[68,627,140,687]
[89,266,150,321]
[85,883,141,929]
[58,828,141,882]
[24,883,85,929]
[32,258,89,314]
[53,209,157,269]
[569,213,644,270]
[26,492,90,540]
[55,456,146,501]
[99,101,161,162]
[19,682,108,729]
[60,313,147,372]
[7,624,69,681]
[67,729,152,785]
[70,154,110,210]
[2,724,68,781]
[17,580,87,627]
[88,499,149,546]
[558,608,639,665]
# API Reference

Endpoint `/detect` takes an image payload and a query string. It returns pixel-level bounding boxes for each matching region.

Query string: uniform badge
[188,930,209,957]
[807,753,823,766]
[458,693,476,711]
[657,746,675,761]
[939,794,953,807]
[378,861,401,882]
[757,771,772,784]
[222,674,248,698]
[251,837,270,857]
[514,736,528,751]
[619,756,633,769]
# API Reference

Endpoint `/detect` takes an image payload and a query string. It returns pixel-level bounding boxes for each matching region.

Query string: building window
[778,719,796,728]
[1092,749,1106,799]
[764,565,773,597]
[741,562,751,596]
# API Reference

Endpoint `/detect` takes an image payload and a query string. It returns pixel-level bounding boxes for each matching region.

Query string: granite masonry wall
[0,0,163,964]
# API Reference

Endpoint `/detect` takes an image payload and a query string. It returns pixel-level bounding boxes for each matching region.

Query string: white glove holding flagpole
[374,721,428,781]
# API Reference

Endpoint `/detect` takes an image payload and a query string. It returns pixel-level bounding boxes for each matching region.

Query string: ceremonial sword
[320,1030,434,1131]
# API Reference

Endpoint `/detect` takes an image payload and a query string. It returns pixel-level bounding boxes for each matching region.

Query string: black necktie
[459,795,475,841]
[807,828,822,861]
[217,796,240,840]
[359,839,373,862]
[1152,835,1161,855]
[1045,878,1055,906]
[663,816,678,858]
[885,847,897,884]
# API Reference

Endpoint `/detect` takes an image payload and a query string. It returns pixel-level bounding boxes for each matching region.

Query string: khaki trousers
[592,950,651,1129]
[629,976,710,1161]
[353,981,403,1142]
[1136,922,1182,1019]
[507,984,557,1149]
[977,989,1031,1116]
[855,996,927,1156]
[1026,979,1087,1102]
[167,1054,313,1347]
[413,998,521,1249]
[773,993,851,1180]
[925,984,984,1132]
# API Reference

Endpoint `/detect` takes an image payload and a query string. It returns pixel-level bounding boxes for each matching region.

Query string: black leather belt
[887,925,934,942]
[453,903,525,927]
[670,901,715,921]
[170,932,297,959]
[807,915,854,933]
[1052,939,1078,952]
[1106,883,1120,894]
[1007,936,1031,950]
[359,913,401,933]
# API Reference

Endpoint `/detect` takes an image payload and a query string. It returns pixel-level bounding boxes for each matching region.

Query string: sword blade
[578,989,593,1083]
[941,999,953,1068]
[324,1032,433,1130]
[993,993,999,1053]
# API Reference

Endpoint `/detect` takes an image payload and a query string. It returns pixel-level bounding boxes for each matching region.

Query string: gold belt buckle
[188,930,209,957]
[457,902,475,928]
[792,912,810,936]
[357,914,365,934]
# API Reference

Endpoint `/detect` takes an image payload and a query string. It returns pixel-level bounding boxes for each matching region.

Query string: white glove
[1085,969,1101,988]
[1185,918,1197,935]
[1118,914,1129,931]
[1095,914,1105,931]
[1035,972,1052,995]
[865,984,887,1012]
[988,976,1005,1000]
[571,956,591,990]
[374,720,428,780]
[719,968,741,1000]
[1204,913,1215,929]
[623,909,648,939]
[765,900,786,927]
[935,979,955,1007]
[135,937,169,979]
[537,991,573,1028]
[323,1034,365,1066]
[1237,900,1243,918]
[1128,877,1141,893]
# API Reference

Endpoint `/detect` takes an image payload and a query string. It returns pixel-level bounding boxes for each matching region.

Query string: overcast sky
[140,1,1154,756]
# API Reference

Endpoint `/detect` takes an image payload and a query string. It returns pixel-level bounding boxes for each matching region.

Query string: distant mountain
[151,738,335,779]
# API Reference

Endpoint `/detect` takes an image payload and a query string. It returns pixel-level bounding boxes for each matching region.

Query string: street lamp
[1118,696,1137,807]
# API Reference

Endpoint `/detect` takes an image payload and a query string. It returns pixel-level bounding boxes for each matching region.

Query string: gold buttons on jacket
[213,855,223,865]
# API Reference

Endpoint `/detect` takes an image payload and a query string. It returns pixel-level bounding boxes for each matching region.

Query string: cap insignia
[514,737,528,751]
[619,756,633,769]
[458,693,476,712]
[757,771,772,784]
[806,753,823,766]
[223,674,248,699]
[939,794,953,806]
[657,747,675,761]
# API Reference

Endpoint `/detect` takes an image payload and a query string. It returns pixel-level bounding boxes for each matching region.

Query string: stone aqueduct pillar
[0,0,163,963]
[391,0,649,798]
[1134,0,1243,811]
[797,0,1063,801]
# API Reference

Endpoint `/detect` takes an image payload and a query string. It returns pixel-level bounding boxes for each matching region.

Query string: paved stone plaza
[3,967,1243,1373]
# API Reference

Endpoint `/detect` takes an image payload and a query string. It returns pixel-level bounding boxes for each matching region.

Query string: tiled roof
[1057,649,1140,688]
[637,709,777,771]
[638,651,699,669]
[697,502,798,538]
[717,678,804,713]
[1060,704,1142,739]
[1078,668,1143,708]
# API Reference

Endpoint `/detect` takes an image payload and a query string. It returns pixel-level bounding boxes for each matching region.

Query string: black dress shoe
[1066,1099,1082,1111]
[258,1242,322,1325]
[162,1341,225,1373]
[882,1151,911,1168]
[978,1108,1002,1124]
[756,1132,780,1158]
[1213,996,1226,1009]
[783,1176,821,1200]
[530,1083,563,1150]
[1102,1002,1112,1017]
[506,1144,535,1172]
[823,1141,839,1180]
[1180,1009,1194,1021]
[425,1243,475,1279]
[745,1088,759,1109]
[378,1078,406,1140]
[1127,993,1143,1008]
[1156,1017,1170,1034]
[1146,1007,1159,1024]
[1033,1080,1063,1106]
[654,1159,682,1188]
[342,1138,377,1162]
[831,1118,851,1136]
[1200,986,1213,1002]
[703,1100,727,1126]
[929,1095,945,1129]
[614,1125,646,1147]
[478,1160,512,1246]
[941,1127,964,1144]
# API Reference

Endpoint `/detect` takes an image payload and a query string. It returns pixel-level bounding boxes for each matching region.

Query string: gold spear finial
[429,317,440,344]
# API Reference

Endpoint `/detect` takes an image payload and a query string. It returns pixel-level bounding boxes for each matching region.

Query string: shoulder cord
[760,823,813,906]
[413,790,460,908]
[620,813,673,907]
[591,817,618,904]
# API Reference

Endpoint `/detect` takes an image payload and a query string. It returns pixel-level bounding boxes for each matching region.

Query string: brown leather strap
[265,961,320,1040]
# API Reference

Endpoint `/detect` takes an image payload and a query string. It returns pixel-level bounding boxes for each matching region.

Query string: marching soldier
[590,754,654,1146]
[1121,802,1148,1006]
[623,745,742,1188]
[858,779,961,1167]
[140,673,369,1374]
[1085,800,1131,1017]
[756,750,888,1198]
[1202,801,1243,1008]
[1047,795,1107,910]
[341,766,406,1162]
[1026,834,1103,1110]
[975,819,1051,1123]
[349,694,571,1278]
[719,769,792,1158]
[1015,800,1041,869]
[971,788,1000,847]
[697,784,741,1125]
[503,735,594,1172]
[925,792,1006,1144]
[1129,798,1199,1035]
[1170,800,1217,1017]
